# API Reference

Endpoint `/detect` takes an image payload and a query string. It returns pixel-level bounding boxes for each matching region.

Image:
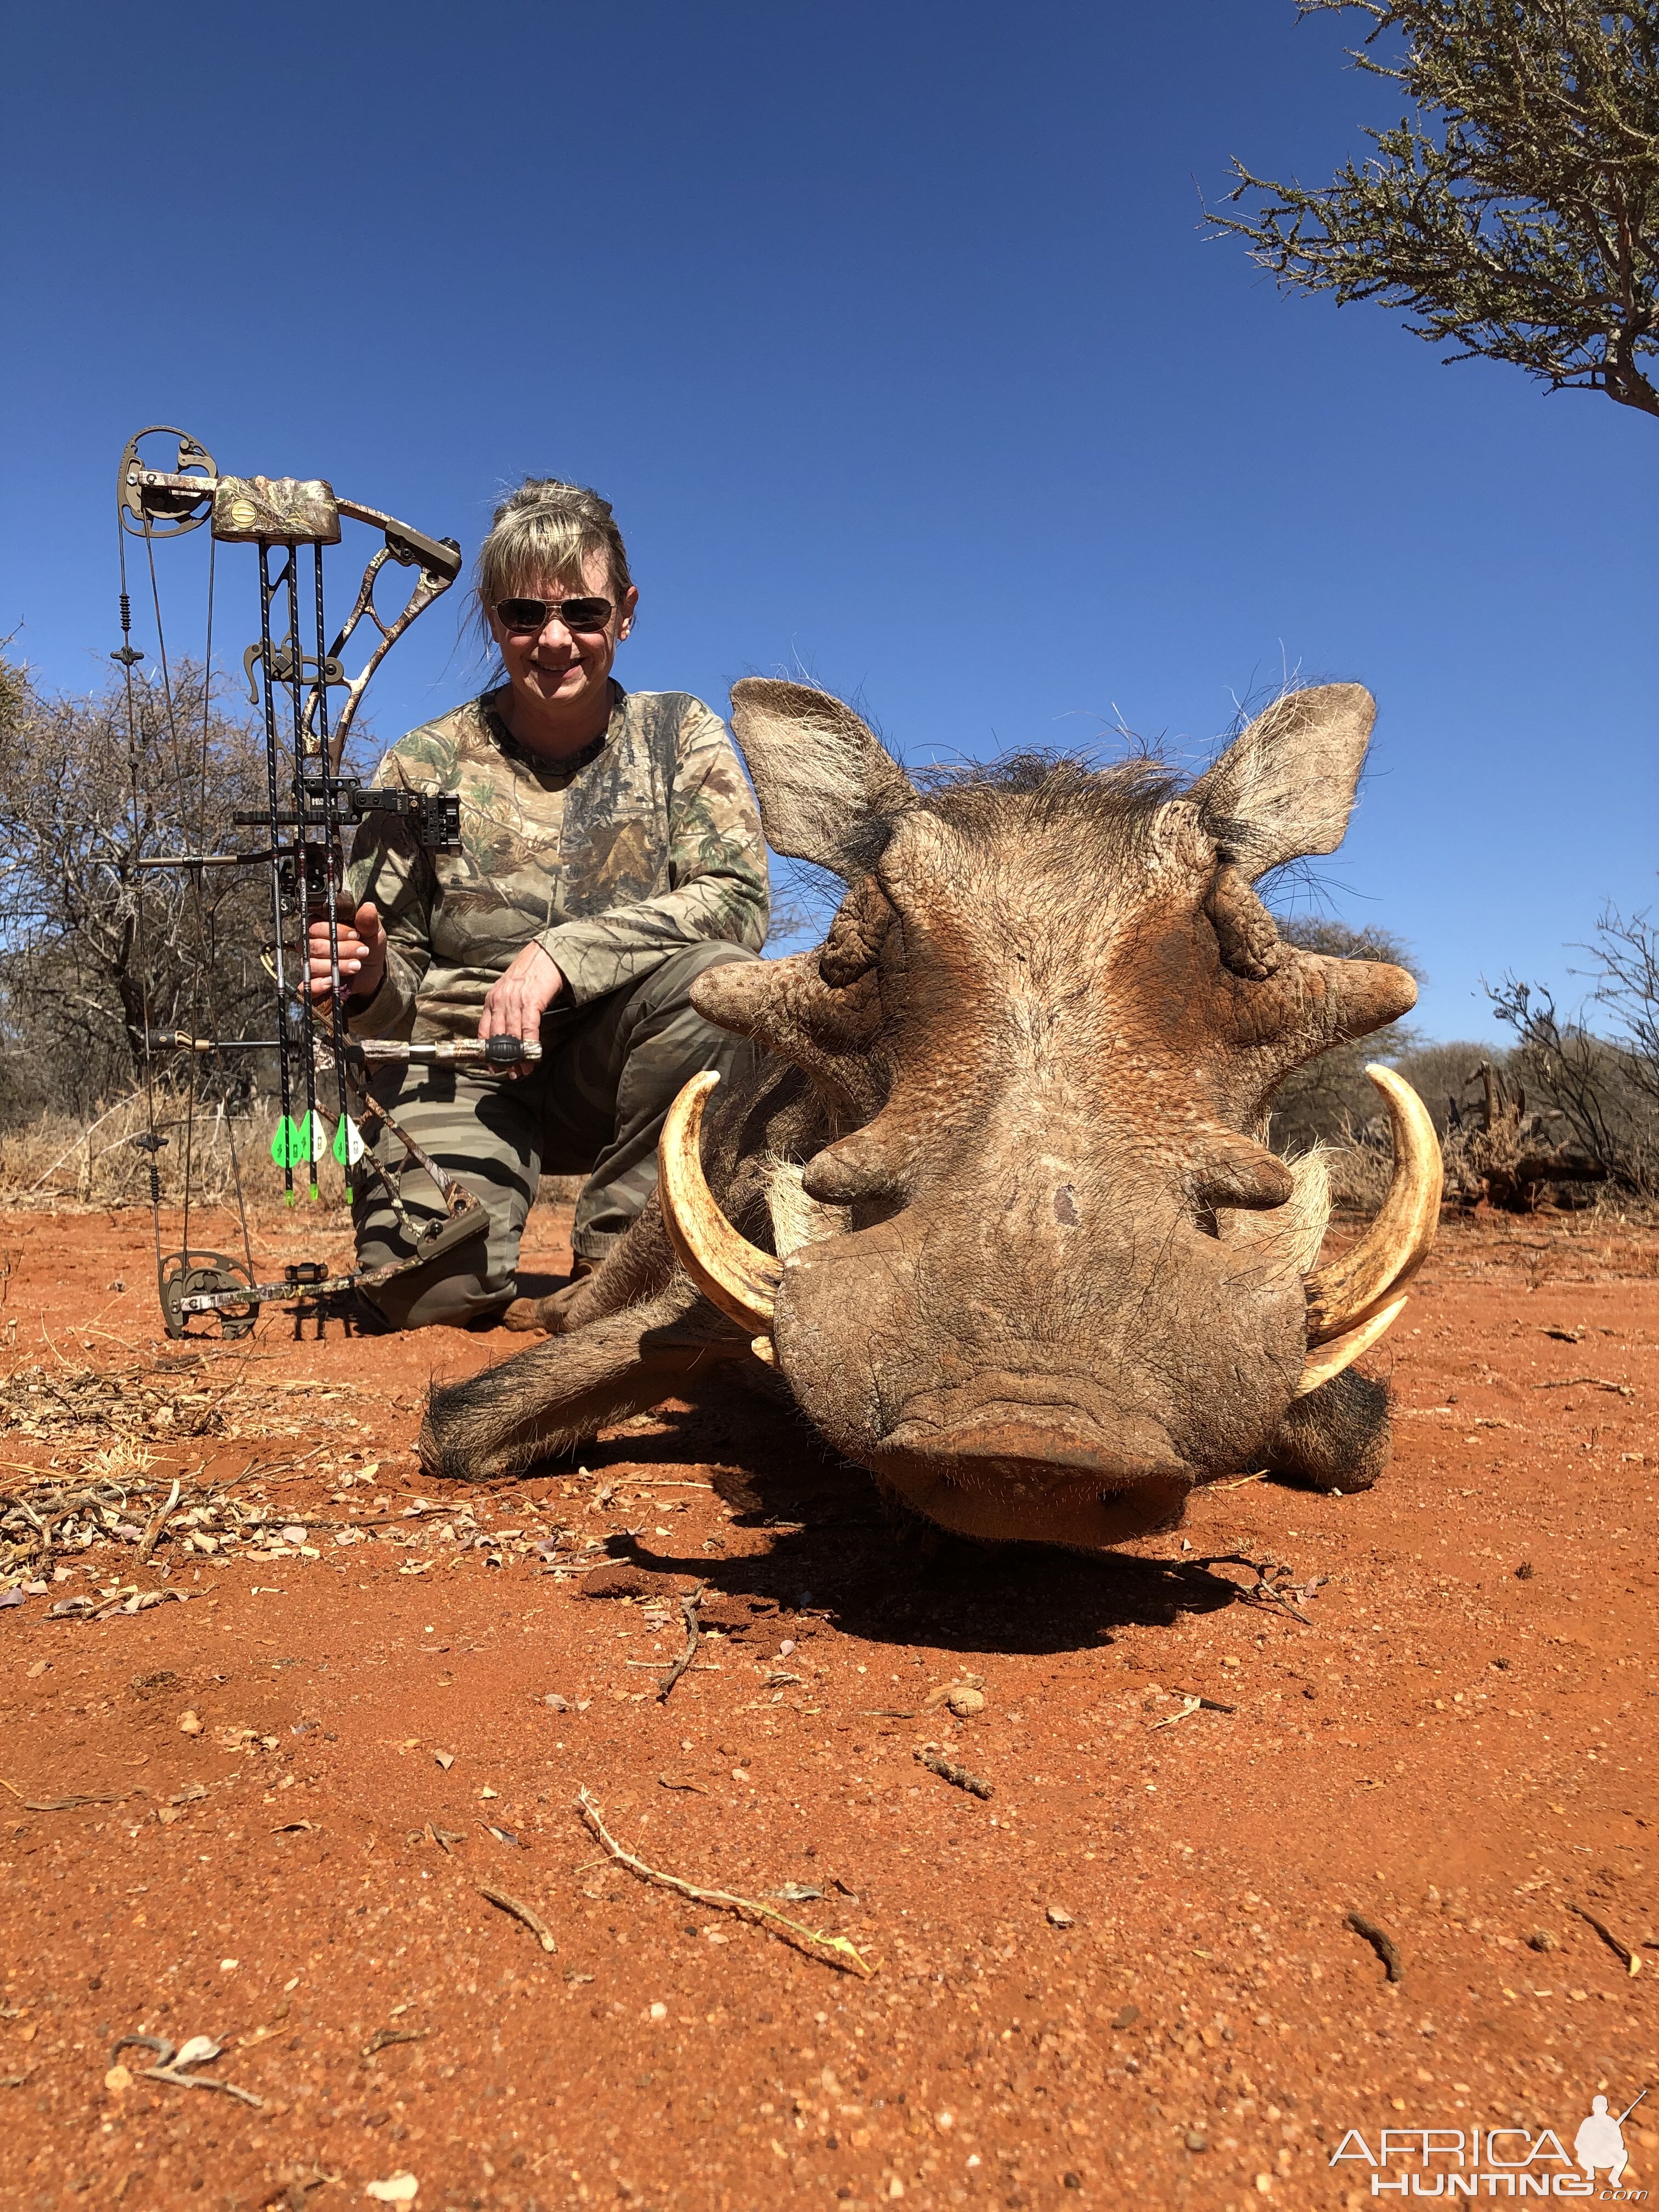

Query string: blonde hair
[475,477,634,619]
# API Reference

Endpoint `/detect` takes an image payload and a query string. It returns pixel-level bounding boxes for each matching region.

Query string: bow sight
[116,425,536,1339]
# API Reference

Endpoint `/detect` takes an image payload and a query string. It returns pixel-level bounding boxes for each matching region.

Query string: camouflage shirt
[344,684,769,1042]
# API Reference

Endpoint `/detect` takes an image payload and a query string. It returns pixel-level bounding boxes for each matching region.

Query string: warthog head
[422,679,1440,1548]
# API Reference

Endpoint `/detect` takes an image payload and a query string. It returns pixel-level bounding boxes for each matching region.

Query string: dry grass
[0,1094,583,1215]
[0,1091,351,1212]
[0,1342,607,1599]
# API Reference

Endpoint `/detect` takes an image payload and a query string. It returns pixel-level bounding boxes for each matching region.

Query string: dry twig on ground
[1190,1552,1322,1626]
[657,1585,703,1703]
[1345,1911,1402,1984]
[1568,1901,1643,1974]
[577,1787,874,1978]
[917,1747,994,1799]
[476,1886,558,1954]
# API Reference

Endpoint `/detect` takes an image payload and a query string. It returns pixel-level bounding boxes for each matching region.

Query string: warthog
[421,679,1440,1548]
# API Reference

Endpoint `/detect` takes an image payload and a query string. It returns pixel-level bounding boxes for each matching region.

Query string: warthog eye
[1205,863,1286,981]
[819,878,895,989]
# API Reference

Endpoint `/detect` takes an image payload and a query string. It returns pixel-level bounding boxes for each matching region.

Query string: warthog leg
[419,1278,751,1483]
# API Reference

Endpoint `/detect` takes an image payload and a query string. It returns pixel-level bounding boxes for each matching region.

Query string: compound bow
[115,425,537,1339]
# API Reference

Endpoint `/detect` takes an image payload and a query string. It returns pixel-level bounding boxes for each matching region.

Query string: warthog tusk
[657,1072,782,1336]
[1294,1293,1408,1397]
[1303,1065,1441,1350]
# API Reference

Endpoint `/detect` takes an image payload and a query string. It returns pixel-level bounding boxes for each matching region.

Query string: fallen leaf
[433,1751,454,1771]
[363,2026,428,2059]
[104,2064,132,2091]
[173,2035,221,2068]
[1047,1904,1076,1929]
[178,1711,202,1736]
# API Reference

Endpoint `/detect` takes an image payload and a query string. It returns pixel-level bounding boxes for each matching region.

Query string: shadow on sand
[537,1375,1269,1660]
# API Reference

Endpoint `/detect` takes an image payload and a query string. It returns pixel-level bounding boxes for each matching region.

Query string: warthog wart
[420,678,1440,1549]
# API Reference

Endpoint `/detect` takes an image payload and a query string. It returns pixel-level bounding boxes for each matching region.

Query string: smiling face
[486,547,638,745]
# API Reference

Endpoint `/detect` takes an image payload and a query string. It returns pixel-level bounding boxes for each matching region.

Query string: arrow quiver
[115,426,539,1338]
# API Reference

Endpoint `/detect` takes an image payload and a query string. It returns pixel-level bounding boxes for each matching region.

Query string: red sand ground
[1,1199,1656,2212]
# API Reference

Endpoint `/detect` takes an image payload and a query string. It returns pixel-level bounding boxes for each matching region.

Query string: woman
[308,478,768,1329]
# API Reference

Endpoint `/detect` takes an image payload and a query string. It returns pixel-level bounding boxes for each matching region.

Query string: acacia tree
[1216,2,1659,419]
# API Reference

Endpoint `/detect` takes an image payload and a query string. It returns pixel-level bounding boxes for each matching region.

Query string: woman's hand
[306,901,388,1003]
[479,940,563,1071]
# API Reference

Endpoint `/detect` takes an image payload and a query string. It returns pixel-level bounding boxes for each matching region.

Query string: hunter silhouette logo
[1577,2093,1646,2190]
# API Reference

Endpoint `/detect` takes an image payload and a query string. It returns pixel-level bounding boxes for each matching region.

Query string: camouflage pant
[352,940,757,1330]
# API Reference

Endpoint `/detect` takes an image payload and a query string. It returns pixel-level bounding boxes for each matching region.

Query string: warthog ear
[1188,684,1375,878]
[730,679,917,879]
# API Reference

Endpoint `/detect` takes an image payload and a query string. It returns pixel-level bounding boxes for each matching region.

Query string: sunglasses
[494,595,614,635]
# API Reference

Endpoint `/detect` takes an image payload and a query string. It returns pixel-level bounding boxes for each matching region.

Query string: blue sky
[4,1,1654,1040]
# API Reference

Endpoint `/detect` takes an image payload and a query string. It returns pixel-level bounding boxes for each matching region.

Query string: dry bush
[1318,1135,1396,1215]
[1491,953,1659,1199]
[1392,1041,1519,1134]
[0,661,276,1124]
[534,1174,584,1208]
